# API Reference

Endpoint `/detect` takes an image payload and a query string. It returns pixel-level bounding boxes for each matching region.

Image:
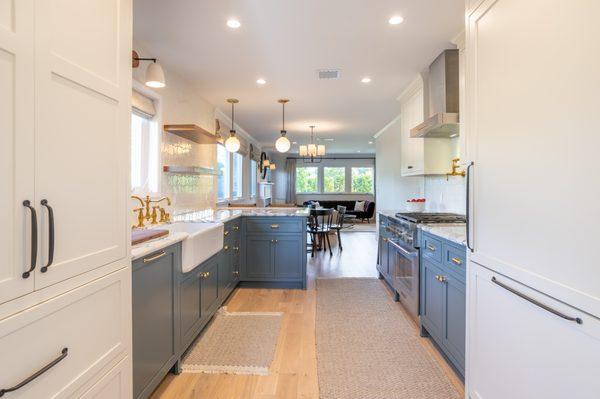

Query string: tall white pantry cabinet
[465,0,600,398]
[0,0,132,398]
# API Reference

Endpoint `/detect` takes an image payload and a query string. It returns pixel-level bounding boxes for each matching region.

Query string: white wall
[375,117,424,211]
[132,40,261,211]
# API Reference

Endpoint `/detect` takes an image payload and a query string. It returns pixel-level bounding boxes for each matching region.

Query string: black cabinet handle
[22,200,37,279]
[0,347,68,397]
[40,199,54,273]
[466,162,474,252]
[491,277,583,325]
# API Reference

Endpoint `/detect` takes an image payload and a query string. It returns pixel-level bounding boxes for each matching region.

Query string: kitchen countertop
[131,207,310,261]
[420,223,467,246]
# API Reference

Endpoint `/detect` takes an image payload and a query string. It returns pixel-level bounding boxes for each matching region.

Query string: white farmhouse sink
[164,222,224,273]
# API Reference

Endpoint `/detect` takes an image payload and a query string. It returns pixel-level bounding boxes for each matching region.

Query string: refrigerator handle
[466,162,474,252]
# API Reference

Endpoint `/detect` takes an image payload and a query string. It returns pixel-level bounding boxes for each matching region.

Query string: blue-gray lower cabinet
[132,243,181,399]
[419,231,466,377]
[377,215,392,285]
[241,217,307,289]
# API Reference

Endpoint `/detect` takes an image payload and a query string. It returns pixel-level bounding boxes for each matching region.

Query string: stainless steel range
[378,212,466,321]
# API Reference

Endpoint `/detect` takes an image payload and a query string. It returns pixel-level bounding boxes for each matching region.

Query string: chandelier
[299,125,325,163]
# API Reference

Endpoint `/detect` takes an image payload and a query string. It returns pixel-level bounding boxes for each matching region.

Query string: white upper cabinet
[466,0,600,315]
[33,0,131,289]
[0,0,131,303]
[0,0,35,304]
[399,75,456,177]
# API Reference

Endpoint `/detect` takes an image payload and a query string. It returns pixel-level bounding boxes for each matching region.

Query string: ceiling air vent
[317,69,341,80]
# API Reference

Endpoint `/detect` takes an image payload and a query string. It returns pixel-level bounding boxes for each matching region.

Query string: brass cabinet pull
[427,244,436,252]
[200,271,211,279]
[143,250,166,263]
[0,347,68,397]
[382,238,388,242]
[451,257,462,265]
[271,239,278,244]
[435,275,447,283]
[233,225,240,231]
[224,245,230,251]
[270,224,279,229]
[233,246,239,252]
[224,230,229,236]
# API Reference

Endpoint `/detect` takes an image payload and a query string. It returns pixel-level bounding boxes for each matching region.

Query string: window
[323,167,345,193]
[131,113,159,193]
[217,144,230,200]
[351,167,374,193]
[232,152,243,198]
[296,167,318,193]
[250,160,257,197]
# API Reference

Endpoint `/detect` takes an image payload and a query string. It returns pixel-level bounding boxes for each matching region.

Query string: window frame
[322,166,346,193]
[231,152,243,199]
[250,159,257,198]
[295,166,320,194]
[216,144,231,201]
[131,81,162,195]
[350,166,375,194]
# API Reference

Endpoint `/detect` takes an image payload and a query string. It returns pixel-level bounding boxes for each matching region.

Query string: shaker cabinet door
[33,0,131,289]
[421,260,445,339]
[0,0,35,304]
[274,236,302,279]
[244,235,274,279]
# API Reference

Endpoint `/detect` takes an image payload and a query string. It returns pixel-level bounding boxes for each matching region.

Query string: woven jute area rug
[181,307,283,375]
[316,278,461,399]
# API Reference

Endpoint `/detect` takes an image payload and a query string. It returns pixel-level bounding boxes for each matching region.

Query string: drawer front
[246,218,303,234]
[422,234,442,263]
[443,243,466,280]
[0,268,128,399]
[79,355,130,398]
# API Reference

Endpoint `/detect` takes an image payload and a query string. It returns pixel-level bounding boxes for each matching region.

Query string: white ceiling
[134,0,464,153]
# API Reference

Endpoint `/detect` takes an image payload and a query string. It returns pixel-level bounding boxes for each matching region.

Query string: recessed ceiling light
[388,16,404,25]
[292,141,297,145]
[256,78,266,85]
[368,141,373,144]
[361,77,372,83]
[227,19,241,29]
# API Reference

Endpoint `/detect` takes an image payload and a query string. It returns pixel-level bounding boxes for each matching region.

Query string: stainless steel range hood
[410,49,459,138]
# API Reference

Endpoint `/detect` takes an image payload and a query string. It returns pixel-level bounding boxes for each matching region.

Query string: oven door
[388,239,420,320]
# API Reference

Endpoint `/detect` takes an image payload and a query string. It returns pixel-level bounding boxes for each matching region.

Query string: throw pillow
[354,201,365,212]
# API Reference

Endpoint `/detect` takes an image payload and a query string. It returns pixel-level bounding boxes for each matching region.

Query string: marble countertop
[419,223,467,246]
[131,231,188,261]
[131,207,309,261]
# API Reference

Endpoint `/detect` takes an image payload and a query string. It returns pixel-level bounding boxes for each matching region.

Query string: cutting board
[132,228,169,245]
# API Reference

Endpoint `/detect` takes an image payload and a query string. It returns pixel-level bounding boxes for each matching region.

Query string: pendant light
[300,125,325,163]
[225,98,240,153]
[275,99,291,153]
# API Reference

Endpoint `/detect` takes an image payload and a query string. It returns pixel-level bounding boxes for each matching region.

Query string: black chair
[330,205,346,250]
[307,208,334,257]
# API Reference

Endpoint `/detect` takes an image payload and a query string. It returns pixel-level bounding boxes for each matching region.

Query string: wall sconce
[132,50,166,88]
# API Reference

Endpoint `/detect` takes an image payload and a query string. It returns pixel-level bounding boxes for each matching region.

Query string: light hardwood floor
[151,231,464,399]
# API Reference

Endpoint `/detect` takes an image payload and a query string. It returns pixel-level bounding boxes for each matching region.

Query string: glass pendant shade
[275,135,291,153]
[269,163,276,170]
[299,145,308,156]
[317,145,326,156]
[225,134,240,152]
[262,159,270,167]
[308,144,317,157]
[145,62,166,88]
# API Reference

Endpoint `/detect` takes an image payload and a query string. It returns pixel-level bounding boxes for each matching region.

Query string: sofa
[302,200,376,222]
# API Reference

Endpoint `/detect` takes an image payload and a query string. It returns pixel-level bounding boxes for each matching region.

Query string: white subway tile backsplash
[424,175,466,214]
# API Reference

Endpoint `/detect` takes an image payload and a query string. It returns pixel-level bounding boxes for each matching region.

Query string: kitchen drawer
[246,218,303,234]
[0,268,128,399]
[78,355,130,398]
[422,234,443,263]
[443,243,466,281]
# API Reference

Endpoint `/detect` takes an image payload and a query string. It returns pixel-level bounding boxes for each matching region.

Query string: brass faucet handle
[150,206,160,225]
[133,207,145,229]
[159,207,167,223]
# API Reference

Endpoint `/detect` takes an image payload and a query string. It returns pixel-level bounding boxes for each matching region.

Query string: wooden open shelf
[163,124,219,145]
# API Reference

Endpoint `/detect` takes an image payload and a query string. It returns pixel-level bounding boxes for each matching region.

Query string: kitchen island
[131,208,309,399]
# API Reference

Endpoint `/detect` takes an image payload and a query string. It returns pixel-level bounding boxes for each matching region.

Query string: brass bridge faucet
[131,195,172,228]
[446,158,466,180]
